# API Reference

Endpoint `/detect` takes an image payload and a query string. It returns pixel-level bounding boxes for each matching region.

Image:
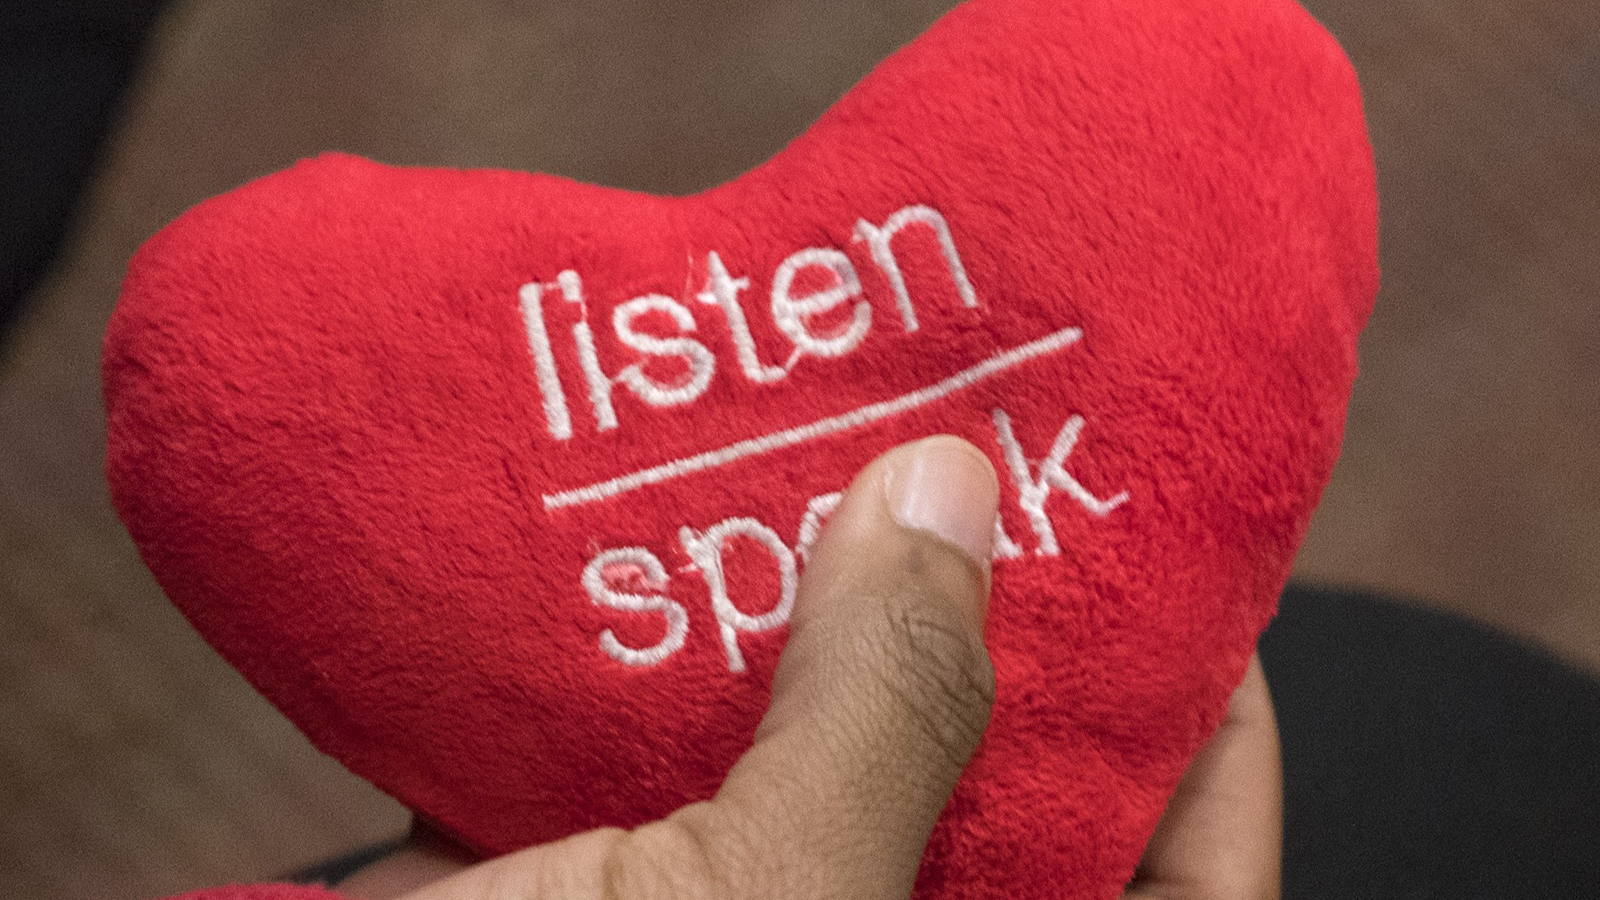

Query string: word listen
[518,205,977,439]
[583,406,1129,673]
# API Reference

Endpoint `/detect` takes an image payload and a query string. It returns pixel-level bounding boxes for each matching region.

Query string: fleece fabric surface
[104,0,1377,897]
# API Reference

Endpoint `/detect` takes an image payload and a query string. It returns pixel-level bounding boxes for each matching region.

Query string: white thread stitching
[581,547,689,667]
[558,270,619,432]
[992,408,1061,556]
[612,295,716,407]
[679,518,797,673]
[541,327,1082,509]
[557,269,584,306]
[770,247,871,358]
[854,205,979,333]
[518,282,573,440]
[795,491,844,566]
[993,516,1025,560]
[697,251,789,383]
[572,321,618,432]
[992,407,1129,556]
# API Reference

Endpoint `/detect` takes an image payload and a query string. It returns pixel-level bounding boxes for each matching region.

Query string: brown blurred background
[2,1,1596,898]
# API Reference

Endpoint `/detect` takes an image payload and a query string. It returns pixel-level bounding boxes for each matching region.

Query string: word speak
[581,407,1129,673]
[518,205,978,440]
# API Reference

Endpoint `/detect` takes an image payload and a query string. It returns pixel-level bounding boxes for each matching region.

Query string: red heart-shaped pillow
[104,0,1375,896]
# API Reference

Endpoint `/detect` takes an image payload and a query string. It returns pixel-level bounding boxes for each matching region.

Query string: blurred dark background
[1,1,168,335]
[2,1,1597,898]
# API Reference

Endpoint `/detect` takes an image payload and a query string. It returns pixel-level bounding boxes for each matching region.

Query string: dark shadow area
[1,0,170,338]
[1266,584,1600,900]
[285,837,407,888]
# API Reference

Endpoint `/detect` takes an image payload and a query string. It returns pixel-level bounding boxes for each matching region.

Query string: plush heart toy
[105,0,1376,897]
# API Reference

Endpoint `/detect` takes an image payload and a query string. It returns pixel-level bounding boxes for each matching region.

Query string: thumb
[394,436,1001,900]
[671,435,1001,898]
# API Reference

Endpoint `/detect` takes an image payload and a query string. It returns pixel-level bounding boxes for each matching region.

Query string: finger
[1126,653,1282,900]
[628,435,1001,898]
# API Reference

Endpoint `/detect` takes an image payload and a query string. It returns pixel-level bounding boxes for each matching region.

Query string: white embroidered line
[542,326,1083,510]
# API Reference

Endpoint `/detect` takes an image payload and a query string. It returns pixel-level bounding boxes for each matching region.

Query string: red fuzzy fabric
[106,0,1376,898]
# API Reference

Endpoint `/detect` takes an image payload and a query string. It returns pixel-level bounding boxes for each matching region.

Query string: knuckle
[870,589,996,771]
[600,805,810,900]
[600,813,737,900]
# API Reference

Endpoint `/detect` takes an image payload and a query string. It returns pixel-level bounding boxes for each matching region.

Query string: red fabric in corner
[108,1,1377,899]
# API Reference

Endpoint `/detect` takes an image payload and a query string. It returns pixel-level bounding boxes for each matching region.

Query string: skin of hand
[336,435,1282,900]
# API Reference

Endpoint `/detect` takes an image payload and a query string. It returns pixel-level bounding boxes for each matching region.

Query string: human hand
[338,436,1280,900]
[1125,652,1281,900]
